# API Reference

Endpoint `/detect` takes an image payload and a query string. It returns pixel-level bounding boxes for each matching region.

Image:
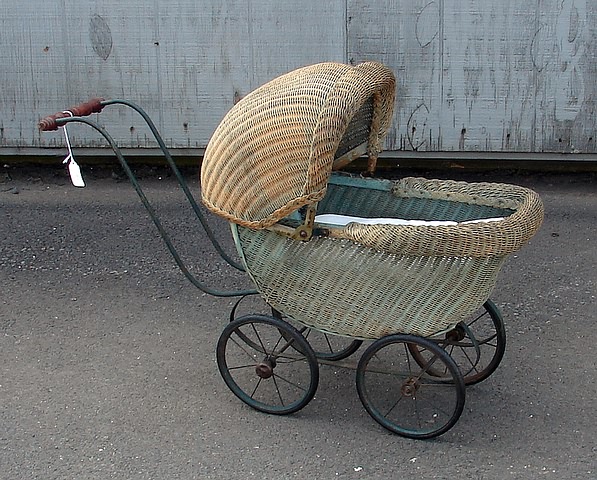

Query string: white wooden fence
[1,0,595,156]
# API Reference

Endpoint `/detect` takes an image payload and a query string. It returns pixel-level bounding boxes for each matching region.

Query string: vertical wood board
[348,0,597,153]
[1,0,595,154]
[0,0,345,149]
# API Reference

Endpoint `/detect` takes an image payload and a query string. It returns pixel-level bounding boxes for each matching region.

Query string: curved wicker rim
[328,177,545,258]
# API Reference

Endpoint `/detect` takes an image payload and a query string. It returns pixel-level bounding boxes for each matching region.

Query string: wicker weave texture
[235,226,506,339]
[232,174,543,338]
[329,177,544,258]
[201,62,395,228]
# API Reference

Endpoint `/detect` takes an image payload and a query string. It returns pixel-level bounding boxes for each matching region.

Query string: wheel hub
[255,357,276,379]
[446,324,467,343]
[400,377,420,397]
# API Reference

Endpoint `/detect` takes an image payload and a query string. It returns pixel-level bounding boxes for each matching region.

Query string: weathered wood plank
[348,0,597,153]
[1,0,594,154]
[0,1,345,150]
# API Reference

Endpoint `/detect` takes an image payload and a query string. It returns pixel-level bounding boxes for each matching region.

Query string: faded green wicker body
[232,174,543,339]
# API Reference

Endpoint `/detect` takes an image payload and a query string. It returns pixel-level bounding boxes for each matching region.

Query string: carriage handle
[39,99,257,298]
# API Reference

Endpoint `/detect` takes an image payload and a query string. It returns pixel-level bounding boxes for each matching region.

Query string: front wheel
[356,334,465,439]
[216,314,319,415]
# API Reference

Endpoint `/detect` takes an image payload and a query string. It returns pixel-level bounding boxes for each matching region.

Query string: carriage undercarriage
[217,296,505,439]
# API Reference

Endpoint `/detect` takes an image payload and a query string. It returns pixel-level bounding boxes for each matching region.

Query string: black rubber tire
[217,314,319,415]
[356,334,466,439]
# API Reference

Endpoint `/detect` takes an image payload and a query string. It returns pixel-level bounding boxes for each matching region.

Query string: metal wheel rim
[216,314,319,415]
[408,300,506,385]
[356,334,466,439]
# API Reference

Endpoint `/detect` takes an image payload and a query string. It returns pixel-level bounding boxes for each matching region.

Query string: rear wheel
[408,300,506,385]
[356,334,465,439]
[216,314,319,415]
[272,309,362,361]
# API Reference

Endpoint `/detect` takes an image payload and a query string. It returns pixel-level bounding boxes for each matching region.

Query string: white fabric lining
[314,214,504,227]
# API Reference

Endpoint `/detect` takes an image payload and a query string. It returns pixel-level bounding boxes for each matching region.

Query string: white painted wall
[349,0,596,153]
[1,0,595,154]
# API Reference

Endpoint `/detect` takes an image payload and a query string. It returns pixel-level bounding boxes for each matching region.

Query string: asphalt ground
[1,165,595,479]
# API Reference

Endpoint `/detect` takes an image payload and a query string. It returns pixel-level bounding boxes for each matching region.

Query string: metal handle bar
[38,111,256,298]
[105,99,246,271]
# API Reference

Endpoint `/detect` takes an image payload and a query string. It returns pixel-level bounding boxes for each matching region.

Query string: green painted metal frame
[45,100,257,298]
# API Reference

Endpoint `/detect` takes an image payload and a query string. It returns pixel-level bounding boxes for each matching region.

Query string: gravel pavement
[1,165,595,479]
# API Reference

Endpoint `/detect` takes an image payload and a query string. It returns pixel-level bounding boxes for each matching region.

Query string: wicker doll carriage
[39,61,543,439]
[201,61,544,438]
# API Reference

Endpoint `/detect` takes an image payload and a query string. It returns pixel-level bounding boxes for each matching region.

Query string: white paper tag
[68,159,85,187]
[60,114,85,188]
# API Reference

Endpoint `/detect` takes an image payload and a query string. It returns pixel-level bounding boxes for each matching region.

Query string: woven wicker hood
[201,61,396,229]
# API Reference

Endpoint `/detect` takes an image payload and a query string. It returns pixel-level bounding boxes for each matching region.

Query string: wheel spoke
[404,343,413,372]
[457,345,478,372]
[272,372,308,392]
[272,375,285,406]
[227,363,258,371]
[230,334,261,361]
[467,312,485,328]
[356,334,465,439]
[251,322,267,353]
[416,352,442,379]
[275,355,311,365]
[384,395,404,418]
[217,314,319,415]
[323,334,335,354]
[250,377,264,399]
